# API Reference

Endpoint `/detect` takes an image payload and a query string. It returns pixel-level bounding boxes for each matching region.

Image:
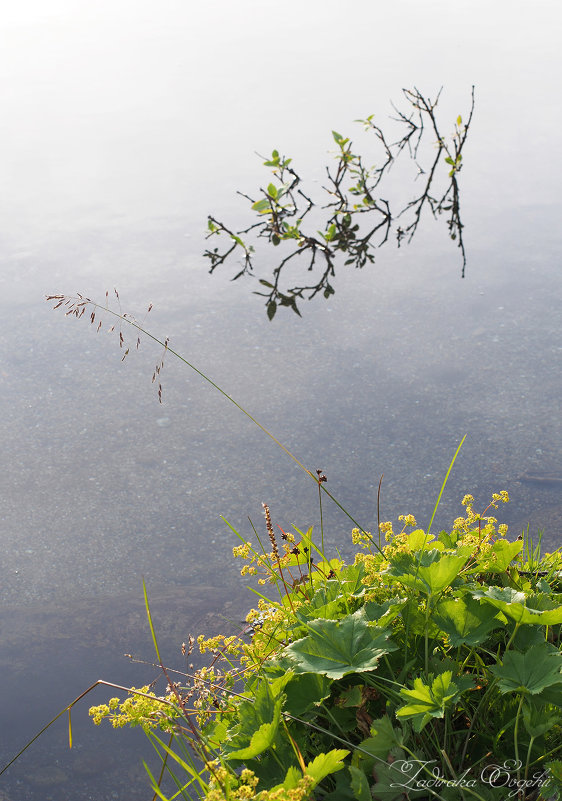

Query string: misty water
[1,1,561,798]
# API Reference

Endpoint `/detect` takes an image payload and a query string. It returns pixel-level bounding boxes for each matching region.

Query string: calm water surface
[1,1,561,797]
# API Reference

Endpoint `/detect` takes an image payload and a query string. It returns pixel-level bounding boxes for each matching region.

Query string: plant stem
[514,694,524,789]
[318,478,325,554]
[67,297,381,551]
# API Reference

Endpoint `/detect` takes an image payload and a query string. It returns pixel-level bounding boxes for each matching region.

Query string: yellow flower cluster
[241,604,289,666]
[231,525,309,585]
[351,527,373,549]
[454,491,510,544]
[380,514,417,547]
[89,687,178,732]
[232,537,281,581]
[262,776,315,801]
[383,531,410,556]
[381,520,428,559]
[205,765,315,801]
[205,765,259,801]
[351,515,424,598]
[492,490,510,505]
[233,542,253,559]
[245,607,262,623]
[349,495,512,601]
[197,633,244,656]
[353,552,389,601]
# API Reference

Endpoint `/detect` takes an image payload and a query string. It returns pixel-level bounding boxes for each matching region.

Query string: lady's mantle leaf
[349,764,371,801]
[472,586,562,625]
[364,597,408,626]
[433,594,503,646]
[306,749,349,785]
[522,697,560,737]
[386,551,467,595]
[282,672,333,715]
[396,671,463,732]
[226,699,282,760]
[490,643,562,695]
[224,676,289,759]
[272,749,349,795]
[283,610,397,679]
[355,716,404,776]
[544,761,562,792]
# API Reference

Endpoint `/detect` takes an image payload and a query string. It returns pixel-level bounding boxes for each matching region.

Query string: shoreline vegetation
[1,293,560,801]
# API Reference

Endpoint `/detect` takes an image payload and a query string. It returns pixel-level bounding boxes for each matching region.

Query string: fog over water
[1,1,561,797]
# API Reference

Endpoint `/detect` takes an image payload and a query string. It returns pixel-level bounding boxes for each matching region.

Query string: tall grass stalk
[47,293,379,550]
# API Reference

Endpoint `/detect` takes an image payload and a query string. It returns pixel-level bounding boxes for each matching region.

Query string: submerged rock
[519,470,562,487]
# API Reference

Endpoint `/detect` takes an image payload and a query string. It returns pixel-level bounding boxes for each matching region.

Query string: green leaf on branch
[272,751,350,797]
[252,198,272,213]
[323,223,337,242]
[263,149,280,167]
[406,530,443,552]
[305,580,346,620]
[273,751,350,796]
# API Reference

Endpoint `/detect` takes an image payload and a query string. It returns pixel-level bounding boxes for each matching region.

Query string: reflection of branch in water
[396,87,475,276]
[204,87,475,318]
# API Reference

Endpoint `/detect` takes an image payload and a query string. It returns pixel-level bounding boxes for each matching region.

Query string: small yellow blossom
[232,542,253,559]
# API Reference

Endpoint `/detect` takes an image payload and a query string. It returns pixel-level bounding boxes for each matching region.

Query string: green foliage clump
[91,492,562,801]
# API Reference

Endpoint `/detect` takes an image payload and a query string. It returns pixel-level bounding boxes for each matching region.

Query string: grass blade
[426,434,466,535]
[143,578,161,663]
